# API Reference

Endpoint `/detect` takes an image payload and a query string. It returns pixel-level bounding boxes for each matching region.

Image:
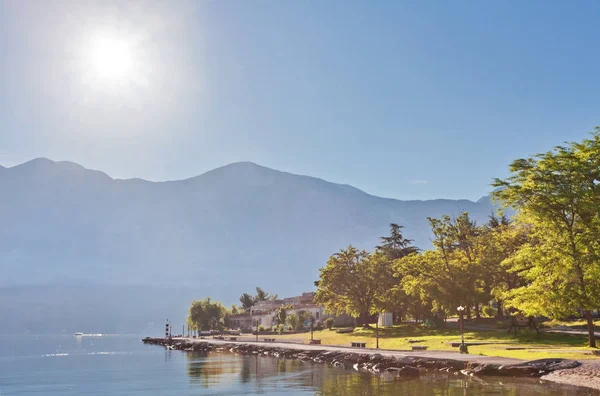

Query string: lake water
[0,334,597,395]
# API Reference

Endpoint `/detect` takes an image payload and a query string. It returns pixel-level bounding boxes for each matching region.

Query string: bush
[314,322,324,331]
[423,316,444,329]
[482,306,497,318]
[257,325,266,332]
[324,318,334,330]
[276,324,285,334]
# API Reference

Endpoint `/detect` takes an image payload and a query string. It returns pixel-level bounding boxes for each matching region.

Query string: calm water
[0,335,597,395]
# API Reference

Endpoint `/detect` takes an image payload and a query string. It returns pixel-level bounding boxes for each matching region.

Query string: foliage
[314,246,396,325]
[395,213,487,318]
[493,129,600,347]
[239,287,279,312]
[274,305,290,326]
[324,317,335,330]
[239,293,255,311]
[257,324,266,332]
[481,305,497,318]
[255,287,276,302]
[286,311,312,331]
[376,223,419,260]
[187,297,227,331]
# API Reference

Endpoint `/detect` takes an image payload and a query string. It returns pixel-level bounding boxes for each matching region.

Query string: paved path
[172,337,523,366]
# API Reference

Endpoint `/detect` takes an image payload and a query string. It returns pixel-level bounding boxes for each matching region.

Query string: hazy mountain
[0,159,500,333]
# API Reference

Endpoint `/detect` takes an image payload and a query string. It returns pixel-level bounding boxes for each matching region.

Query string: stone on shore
[141,337,580,379]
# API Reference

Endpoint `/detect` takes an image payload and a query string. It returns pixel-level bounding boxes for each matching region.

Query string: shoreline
[143,337,586,382]
[541,360,600,391]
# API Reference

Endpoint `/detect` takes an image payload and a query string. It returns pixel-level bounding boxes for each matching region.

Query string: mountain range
[0,159,500,333]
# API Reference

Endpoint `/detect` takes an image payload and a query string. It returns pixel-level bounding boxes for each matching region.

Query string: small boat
[74,332,84,336]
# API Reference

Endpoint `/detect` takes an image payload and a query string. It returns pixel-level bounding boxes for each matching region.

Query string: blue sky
[1,0,599,200]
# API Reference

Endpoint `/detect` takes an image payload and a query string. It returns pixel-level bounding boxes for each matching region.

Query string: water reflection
[185,352,598,395]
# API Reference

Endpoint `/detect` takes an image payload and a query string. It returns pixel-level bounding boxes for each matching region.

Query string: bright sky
[1,1,599,200]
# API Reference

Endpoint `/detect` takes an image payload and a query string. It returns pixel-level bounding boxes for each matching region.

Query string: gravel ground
[542,360,600,391]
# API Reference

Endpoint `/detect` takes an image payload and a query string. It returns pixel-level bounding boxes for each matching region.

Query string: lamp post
[457,306,467,354]
[310,317,315,341]
[255,318,259,342]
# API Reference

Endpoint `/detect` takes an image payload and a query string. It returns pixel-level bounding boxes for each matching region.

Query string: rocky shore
[142,337,580,379]
[541,360,600,391]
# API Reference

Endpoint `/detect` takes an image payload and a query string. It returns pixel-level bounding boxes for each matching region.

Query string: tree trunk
[585,310,596,348]
[475,304,481,319]
[496,301,504,318]
[360,312,369,328]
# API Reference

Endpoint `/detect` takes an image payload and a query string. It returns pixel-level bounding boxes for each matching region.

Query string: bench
[351,342,366,348]
[228,337,237,341]
[213,335,224,340]
[410,346,428,351]
[264,338,276,342]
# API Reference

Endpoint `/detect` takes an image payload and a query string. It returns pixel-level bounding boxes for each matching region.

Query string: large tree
[479,215,531,317]
[188,297,227,331]
[493,130,600,347]
[375,223,420,320]
[239,287,278,312]
[395,213,486,319]
[239,293,256,311]
[315,246,394,326]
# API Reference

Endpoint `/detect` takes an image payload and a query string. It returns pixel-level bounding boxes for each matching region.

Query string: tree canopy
[314,246,395,325]
[493,130,600,347]
[187,297,227,331]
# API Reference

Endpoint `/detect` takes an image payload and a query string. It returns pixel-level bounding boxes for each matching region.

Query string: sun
[87,35,134,81]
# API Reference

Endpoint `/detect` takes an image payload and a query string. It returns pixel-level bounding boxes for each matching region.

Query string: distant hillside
[0,159,500,332]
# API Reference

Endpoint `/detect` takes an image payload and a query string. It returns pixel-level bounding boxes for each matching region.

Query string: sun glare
[87,36,134,81]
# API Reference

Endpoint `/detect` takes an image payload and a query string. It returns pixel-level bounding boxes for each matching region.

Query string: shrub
[314,322,324,331]
[276,324,285,334]
[324,318,334,330]
[482,306,497,318]
[257,325,266,332]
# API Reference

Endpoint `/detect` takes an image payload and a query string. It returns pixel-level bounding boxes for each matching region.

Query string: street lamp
[457,306,468,354]
[255,319,259,342]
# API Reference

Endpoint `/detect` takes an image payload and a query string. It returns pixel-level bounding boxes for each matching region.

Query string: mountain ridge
[0,158,501,333]
[7,157,486,203]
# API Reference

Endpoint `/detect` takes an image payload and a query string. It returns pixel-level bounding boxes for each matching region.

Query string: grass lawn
[272,324,599,361]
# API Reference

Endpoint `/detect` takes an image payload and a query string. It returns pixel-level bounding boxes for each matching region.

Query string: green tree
[255,287,278,302]
[188,297,227,331]
[395,213,486,320]
[376,223,419,260]
[239,293,255,311]
[315,246,394,326]
[274,305,290,326]
[493,130,600,347]
[479,215,531,317]
[286,311,312,331]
